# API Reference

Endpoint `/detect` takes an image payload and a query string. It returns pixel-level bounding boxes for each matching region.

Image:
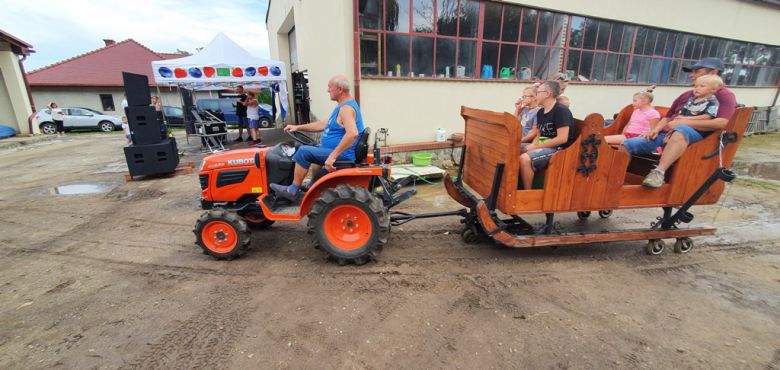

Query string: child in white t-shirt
[121,116,131,146]
[605,86,660,145]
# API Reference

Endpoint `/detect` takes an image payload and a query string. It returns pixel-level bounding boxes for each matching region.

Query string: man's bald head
[330,75,351,91]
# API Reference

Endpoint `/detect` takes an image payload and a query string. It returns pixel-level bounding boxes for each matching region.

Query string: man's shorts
[525,147,560,172]
[126,134,131,140]
[248,119,259,129]
[236,116,249,128]
[621,132,667,156]
[292,145,356,169]
[669,125,705,145]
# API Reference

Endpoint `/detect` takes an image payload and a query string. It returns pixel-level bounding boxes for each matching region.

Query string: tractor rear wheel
[307,184,389,265]
[193,209,251,260]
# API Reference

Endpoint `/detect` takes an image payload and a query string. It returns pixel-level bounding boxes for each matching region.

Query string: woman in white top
[47,102,66,137]
[241,91,262,145]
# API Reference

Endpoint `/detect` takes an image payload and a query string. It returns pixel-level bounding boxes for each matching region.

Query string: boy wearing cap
[618,57,738,188]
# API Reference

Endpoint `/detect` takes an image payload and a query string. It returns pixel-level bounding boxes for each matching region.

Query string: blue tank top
[320,100,364,160]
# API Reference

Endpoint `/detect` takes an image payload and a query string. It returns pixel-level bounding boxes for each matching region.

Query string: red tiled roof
[27,39,186,87]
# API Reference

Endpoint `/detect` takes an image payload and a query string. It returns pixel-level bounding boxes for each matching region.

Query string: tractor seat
[306,127,372,188]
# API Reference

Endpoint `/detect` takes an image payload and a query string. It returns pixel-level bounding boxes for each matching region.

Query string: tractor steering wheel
[286,129,317,146]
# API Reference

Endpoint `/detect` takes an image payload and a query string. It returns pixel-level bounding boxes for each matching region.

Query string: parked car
[162,105,185,127]
[196,98,274,128]
[35,107,123,134]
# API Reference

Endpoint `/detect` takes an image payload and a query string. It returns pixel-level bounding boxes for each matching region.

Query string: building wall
[0,42,34,135]
[267,0,353,124]
[268,0,780,144]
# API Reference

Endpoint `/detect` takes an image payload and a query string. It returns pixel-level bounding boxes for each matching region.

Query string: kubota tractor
[193,128,415,265]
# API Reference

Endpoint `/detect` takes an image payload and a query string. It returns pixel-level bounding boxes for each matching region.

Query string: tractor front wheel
[193,209,251,260]
[307,184,389,265]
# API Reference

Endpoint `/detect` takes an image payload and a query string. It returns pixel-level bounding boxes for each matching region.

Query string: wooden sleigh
[443,105,752,254]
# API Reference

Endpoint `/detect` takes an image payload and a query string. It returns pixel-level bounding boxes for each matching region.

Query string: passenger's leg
[519,153,534,190]
[605,134,626,146]
[656,132,689,172]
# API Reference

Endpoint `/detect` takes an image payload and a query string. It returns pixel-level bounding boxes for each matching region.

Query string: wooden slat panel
[619,184,671,207]
[625,172,644,185]
[512,190,544,212]
[601,148,630,209]
[465,135,512,158]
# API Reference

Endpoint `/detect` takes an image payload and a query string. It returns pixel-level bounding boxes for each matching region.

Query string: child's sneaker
[642,169,665,188]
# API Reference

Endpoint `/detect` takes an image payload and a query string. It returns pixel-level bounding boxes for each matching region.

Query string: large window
[358,0,780,87]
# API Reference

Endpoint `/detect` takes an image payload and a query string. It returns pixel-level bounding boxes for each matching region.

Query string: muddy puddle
[42,184,114,195]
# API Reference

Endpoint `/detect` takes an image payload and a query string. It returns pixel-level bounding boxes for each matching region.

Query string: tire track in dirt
[119,284,254,370]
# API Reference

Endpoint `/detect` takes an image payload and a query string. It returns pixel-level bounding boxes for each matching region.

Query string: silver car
[35,107,123,134]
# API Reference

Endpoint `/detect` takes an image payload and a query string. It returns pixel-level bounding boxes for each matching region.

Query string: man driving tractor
[269,75,365,200]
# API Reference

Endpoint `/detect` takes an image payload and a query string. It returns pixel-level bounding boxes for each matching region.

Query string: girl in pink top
[606,86,661,145]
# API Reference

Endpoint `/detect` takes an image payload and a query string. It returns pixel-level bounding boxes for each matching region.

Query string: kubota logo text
[228,158,254,166]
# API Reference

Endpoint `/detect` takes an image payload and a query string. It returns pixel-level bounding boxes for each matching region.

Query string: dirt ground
[1,130,779,370]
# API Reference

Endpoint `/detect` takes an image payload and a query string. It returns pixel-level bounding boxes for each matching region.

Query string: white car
[35,107,123,134]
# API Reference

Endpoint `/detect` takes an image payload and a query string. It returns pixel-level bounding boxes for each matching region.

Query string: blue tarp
[0,126,16,140]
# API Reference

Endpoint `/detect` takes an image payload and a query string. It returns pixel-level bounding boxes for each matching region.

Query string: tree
[175,49,190,55]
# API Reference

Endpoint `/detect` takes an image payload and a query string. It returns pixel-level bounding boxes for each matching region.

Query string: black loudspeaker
[126,106,162,145]
[181,89,194,107]
[122,72,152,106]
[123,138,180,177]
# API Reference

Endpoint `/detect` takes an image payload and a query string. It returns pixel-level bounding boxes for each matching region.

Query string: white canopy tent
[151,32,289,120]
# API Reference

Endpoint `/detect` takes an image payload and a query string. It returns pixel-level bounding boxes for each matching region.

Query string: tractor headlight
[198,160,205,172]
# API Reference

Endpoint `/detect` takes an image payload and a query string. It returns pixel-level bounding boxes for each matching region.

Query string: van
[196,99,275,128]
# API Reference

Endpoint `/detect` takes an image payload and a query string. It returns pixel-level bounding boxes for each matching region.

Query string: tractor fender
[300,167,384,216]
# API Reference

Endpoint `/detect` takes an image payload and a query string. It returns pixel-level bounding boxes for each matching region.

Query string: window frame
[99,94,115,112]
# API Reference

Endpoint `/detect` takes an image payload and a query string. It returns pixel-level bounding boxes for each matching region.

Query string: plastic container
[499,67,513,79]
[436,128,446,142]
[412,153,432,166]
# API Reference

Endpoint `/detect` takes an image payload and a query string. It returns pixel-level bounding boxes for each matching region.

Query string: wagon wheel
[307,184,389,265]
[645,239,665,255]
[674,237,694,254]
[577,211,591,220]
[461,227,481,244]
[598,210,613,218]
[193,209,251,260]
[239,211,275,230]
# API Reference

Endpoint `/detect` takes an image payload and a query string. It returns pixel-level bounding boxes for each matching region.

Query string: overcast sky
[1,0,271,71]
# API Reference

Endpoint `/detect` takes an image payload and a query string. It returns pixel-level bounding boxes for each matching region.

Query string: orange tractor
[194,105,751,264]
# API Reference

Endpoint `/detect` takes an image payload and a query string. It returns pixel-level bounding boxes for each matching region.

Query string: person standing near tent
[233,85,249,142]
[242,91,262,145]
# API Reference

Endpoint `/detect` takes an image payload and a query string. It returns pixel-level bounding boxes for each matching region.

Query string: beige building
[267,0,780,144]
[0,29,35,135]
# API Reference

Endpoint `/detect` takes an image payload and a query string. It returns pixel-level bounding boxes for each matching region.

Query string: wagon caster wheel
[307,184,389,265]
[193,209,251,260]
[645,239,665,255]
[674,237,694,254]
[577,211,591,220]
[461,227,482,244]
[598,210,613,218]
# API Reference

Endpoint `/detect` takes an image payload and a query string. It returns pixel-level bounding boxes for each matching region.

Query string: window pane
[638,57,652,83]
[643,29,657,56]
[517,45,535,79]
[608,23,623,52]
[745,43,759,64]
[674,34,686,58]
[633,27,647,54]
[566,50,581,80]
[521,8,538,43]
[568,16,584,48]
[620,26,634,53]
[654,31,667,56]
[582,19,597,50]
[360,33,382,76]
[502,5,522,42]
[436,0,458,36]
[592,52,607,81]
[457,40,477,77]
[386,34,410,76]
[701,37,713,58]
[722,64,735,85]
[459,0,479,38]
[386,0,410,32]
[412,0,434,33]
[748,66,760,85]
[499,44,518,79]
[648,58,663,84]
[480,42,499,78]
[757,45,772,66]
[616,54,630,82]
[482,2,502,41]
[435,38,456,77]
[716,39,728,60]
[552,13,567,47]
[683,36,695,59]
[770,47,780,67]
[628,56,642,83]
[412,36,434,76]
[604,53,618,82]
[660,58,672,83]
[359,0,383,30]
[664,33,677,58]
[596,21,610,50]
[533,47,562,80]
[537,11,554,45]
[579,51,594,80]
[668,60,680,84]
[692,36,704,60]
[707,39,720,58]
